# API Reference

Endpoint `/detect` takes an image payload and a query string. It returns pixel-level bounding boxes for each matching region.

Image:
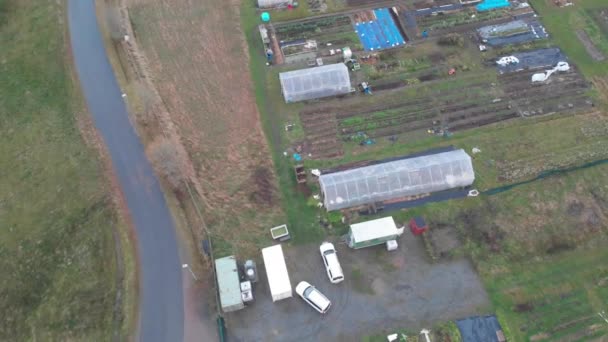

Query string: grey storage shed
[319,149,475,211]
[279,63,352,103]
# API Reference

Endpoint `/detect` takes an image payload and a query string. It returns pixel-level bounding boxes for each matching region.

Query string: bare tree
[105,7,124,42]
[134,81,160,125]
[149,139,187,191]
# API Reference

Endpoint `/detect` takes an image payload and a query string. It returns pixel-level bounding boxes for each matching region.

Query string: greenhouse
[258,0,291,8]
[279,63,352,103]
[319,149,475,211]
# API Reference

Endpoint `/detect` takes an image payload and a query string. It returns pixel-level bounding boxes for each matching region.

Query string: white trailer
[347,216,404,249]
[261,245,292,302]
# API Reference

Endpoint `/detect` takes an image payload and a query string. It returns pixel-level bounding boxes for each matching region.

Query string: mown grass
[0,1,119,340]
[529,0,608,77]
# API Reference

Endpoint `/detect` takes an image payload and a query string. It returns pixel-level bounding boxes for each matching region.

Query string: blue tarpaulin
[355,8,405,51]
[456,316,503,342]
[477,0,510,12]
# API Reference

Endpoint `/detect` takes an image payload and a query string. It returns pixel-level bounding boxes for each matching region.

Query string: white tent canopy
[279,63,351,103]
[319,149,475,211]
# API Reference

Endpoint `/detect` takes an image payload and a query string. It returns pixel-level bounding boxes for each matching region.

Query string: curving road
[68,1,184,341]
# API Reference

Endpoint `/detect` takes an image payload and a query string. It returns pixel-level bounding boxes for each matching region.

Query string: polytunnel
[279,63,352,103]
[258,0,291,8]
[318,149,475,211]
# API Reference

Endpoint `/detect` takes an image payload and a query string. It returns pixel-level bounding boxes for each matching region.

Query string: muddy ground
[226,232,490,341]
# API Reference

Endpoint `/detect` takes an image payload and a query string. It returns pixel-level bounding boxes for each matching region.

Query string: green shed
[215,256,245,312]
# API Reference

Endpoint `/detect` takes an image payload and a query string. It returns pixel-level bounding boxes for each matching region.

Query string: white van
[319,242,344,284]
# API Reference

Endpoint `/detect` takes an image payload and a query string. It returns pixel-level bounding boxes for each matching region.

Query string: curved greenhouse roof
[319,149,475,211]
[279,63,351,103]
[258,0,290,8]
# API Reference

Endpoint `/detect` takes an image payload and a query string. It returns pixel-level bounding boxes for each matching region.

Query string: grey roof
[279,63,351,103]
[215,256,243,311]
[319,149,475,211]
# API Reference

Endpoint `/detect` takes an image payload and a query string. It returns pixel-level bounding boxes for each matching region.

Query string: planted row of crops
[275,15,353,41]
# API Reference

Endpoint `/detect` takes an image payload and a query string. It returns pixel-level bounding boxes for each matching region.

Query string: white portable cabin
[261,245,292,302]
[348,216,404,249]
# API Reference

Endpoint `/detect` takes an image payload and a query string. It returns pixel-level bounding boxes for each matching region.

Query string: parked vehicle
[295,281,331,314]
[261,245,292,302]
[319,242,344,284]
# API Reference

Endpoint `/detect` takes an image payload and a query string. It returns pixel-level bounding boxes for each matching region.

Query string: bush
[105,7,124,42]
[149,139,187,191]
[438,33,464,47]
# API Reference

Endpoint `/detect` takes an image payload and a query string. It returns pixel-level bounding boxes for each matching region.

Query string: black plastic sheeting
[497,47,566,74]
[456,315,503,342]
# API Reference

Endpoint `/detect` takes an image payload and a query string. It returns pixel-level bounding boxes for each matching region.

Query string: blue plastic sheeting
[477,0,510,11]
[456,316,503,342]
[355,9,405,51]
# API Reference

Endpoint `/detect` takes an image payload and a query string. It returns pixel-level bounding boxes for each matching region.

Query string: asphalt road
[68,1,184,341]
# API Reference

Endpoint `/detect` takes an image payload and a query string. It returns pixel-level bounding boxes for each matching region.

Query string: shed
[279,63,352,103]
[319,149,475,211]
[258,0,291,8]
[215,256,245,312]
[348,216,404,249]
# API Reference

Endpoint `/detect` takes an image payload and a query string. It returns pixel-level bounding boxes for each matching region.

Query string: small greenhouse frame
[319,149,475,211]
[279,63,352,103]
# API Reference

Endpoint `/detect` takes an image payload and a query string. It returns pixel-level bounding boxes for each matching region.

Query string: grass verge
[530,0,608,77]
[0,0,123,340]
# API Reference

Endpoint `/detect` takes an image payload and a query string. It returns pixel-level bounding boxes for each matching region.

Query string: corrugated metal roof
[215,256,243,311]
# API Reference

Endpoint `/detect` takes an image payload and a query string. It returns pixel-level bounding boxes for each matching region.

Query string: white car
[320,242,344,284]
[295,281,331,314]
[496,56,519,66]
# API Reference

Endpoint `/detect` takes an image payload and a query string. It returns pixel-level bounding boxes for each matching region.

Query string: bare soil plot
[127,0,285,256]
[273,15,362,63]
[226,233,490,341]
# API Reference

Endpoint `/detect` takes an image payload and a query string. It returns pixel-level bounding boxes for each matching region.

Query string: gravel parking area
[225,231,490,341]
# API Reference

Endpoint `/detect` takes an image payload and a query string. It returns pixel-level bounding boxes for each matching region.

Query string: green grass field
[0,1,121,339]
[530,0,608,77]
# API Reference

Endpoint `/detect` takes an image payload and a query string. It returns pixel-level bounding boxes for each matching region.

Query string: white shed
[348,216,404,249]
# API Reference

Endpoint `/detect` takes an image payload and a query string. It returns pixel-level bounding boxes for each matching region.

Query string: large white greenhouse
[319,149,475,211]
[279,63,352,103]
[258,0,291,8]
